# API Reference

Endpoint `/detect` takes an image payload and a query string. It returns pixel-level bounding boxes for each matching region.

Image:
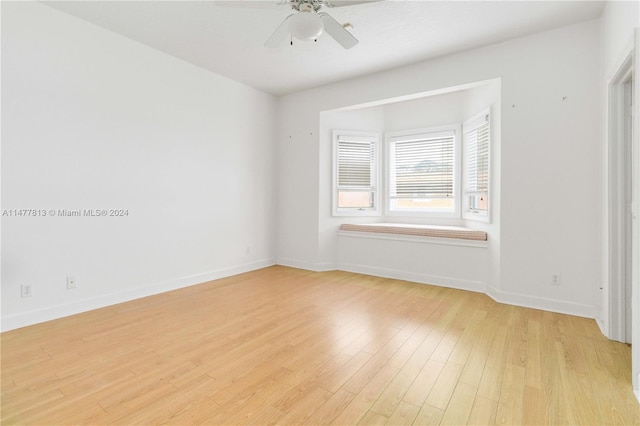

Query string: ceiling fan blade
[215,0,287,9]
[265,14,294,47]
[319,12,358,49]
[323,0,382,7]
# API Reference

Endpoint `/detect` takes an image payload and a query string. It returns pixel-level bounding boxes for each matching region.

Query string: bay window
[332,108,490,222]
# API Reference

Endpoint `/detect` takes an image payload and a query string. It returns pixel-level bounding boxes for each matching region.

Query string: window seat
[339,223,488,241]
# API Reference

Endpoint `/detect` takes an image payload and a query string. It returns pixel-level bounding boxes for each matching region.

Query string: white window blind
[389,131,455,200]
[466,117,489,193]
[337,138,374,188]
[463,110,490,219]
[333,131,379,215]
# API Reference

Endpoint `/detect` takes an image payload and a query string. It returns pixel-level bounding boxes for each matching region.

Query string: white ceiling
[44,1,605,95]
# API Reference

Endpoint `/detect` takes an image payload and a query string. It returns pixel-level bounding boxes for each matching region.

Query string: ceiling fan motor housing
[290,1,323,13]
[265,0,359,49]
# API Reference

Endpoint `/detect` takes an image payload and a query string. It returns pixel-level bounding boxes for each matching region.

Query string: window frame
[332,130,381,217]
[462,109,491,222]
[384,124,461,218]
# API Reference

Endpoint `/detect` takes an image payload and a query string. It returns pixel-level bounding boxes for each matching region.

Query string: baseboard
[595,317,609,338]
[1,258,275,332]
[276,259,485,293]
[336,262,487,293]
[486,285,597,319]
[276,257,336,272]
[275,259,597,319]
[11,256,597,333]
[635,388,640,404]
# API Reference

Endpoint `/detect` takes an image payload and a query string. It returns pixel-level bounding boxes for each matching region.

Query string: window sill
[338,223,488,248]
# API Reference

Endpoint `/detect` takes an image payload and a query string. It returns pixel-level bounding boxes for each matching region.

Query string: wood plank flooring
[2,266,639,425]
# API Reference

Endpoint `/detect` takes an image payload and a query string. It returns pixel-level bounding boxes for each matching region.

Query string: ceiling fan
[265,0,362,49]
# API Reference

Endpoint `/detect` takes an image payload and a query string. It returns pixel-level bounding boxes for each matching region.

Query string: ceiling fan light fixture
[289,10,324,41]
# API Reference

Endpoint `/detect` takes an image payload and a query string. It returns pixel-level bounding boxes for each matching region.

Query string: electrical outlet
[21,285,32,298]
[551,274,561,286]
[66,276,76,290]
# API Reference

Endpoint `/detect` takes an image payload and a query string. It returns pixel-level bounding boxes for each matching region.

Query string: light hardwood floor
[2,266,639,425]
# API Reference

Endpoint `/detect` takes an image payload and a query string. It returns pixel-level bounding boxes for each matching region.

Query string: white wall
[277,19,601,318]
[602,1,640,78]
[497,20,601,317]
[1,2,277,331]
[600,0,640,401]
[383,91,464,133]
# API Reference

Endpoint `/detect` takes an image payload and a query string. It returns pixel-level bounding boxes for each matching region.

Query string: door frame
[604,28,639,402]
[607,52,633,344]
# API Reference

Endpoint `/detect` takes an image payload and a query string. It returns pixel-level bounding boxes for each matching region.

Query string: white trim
[275,257,336,272]
[337,229,488,248]
[274,262,597,319]
[486,286,597,319]
[337,262,487,293]
[631,26,640,400]
[601,37,637,339]
[606,51,634,343]
[596,317,607,337]
[327,78,501,113]
[0,258,276,332]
